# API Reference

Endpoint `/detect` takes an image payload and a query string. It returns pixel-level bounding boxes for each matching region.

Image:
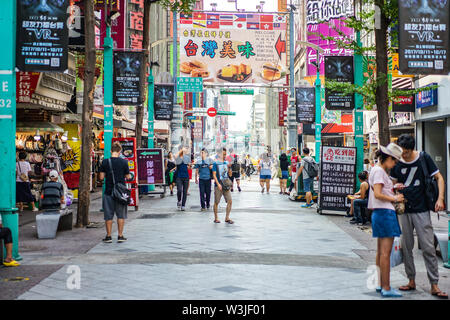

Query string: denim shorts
[371,209,401,238]
[303,177,313,193]
[281,171,289,179]
[260,175,271,180]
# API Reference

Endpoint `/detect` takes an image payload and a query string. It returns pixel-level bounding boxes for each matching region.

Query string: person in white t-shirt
[16,151,38,212]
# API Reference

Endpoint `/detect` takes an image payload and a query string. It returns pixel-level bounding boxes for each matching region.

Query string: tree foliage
[157,0,198,12]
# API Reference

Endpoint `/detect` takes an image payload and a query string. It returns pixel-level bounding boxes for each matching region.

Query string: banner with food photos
[179,12,288,85]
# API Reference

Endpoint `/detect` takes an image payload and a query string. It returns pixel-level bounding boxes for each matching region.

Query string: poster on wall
[179,12,288,85]
[137,148,165,185]
[295,87,315,123]
[306,0,354,76]
[62,140,81,199]
[154,84,175,121]
[325,56,355,110]
[319,146,356,212]
[398,0,449,75]
[16,0,69,72]
[113,51,144,105]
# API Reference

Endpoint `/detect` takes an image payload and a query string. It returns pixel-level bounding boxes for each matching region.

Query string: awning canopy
[16,122,64,133]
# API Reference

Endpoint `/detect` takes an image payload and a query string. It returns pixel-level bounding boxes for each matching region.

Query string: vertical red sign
[278,91,287,126]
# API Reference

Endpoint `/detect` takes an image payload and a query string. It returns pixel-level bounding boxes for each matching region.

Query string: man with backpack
[295,147,318,208]
[229,153,242,192]
[390,134,447,299]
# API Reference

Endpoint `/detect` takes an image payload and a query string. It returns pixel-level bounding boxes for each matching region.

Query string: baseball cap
[49,170,59,178]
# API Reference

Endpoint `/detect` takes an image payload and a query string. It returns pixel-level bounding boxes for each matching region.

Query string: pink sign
[100,2,126,49]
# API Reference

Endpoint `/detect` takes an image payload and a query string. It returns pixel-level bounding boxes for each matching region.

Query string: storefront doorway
[423,120,447,194]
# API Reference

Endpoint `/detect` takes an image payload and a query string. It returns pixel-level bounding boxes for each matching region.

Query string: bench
[36,208,73,239]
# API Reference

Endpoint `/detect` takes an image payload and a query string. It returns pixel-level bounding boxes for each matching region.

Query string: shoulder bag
[108,158,131,205]
[419,152,439,213]
[18,162,29,182]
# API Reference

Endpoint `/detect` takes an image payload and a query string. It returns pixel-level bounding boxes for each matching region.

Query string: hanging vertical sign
[113,51,144,105]
[154,84,175,121]
[325,56,355,110]
[16,0,70,72]
[398,0,449,75]
[278,91,288,126]
[295,87,315,123]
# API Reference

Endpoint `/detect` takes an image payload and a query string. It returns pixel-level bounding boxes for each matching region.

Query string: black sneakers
[103,236,112,243]
[118,235,127,243]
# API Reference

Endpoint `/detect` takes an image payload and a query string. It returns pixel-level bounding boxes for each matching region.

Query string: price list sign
[319,146,356,211]
[137,148,165,185]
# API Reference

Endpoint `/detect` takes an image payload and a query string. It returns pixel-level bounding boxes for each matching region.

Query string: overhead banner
[69,0,85,47]
[154,84,175,121]
[113,51,144,105]
[179,12,288,85]
[306,0,354,76]
[16,0,69,72]
[319,146,356,212]
[398,0,450,75]
[325,56,355,110]
[295,87,315,123]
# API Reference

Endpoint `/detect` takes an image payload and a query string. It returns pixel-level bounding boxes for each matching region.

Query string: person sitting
[0,214,20,267]
[40,170,65,211]
[348,171,370,225]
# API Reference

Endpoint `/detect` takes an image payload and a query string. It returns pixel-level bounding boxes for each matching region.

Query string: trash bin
[36,210,61,239]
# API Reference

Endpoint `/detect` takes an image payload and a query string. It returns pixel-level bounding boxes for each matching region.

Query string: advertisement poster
[113,51,144,105]
[278,91,288,126]
[68,0,85,47]
[295,87,315,123]
[398,0,449,75]
[319,146,356,211]
[16,72,40,103]
[392,90,415,112]
[112,137,137,185]
[16,0,69,72]
[62,140,81,199]
[179,12,288,85]
[154,84,175,120]
[99,0,126,49]
[416,84,438,108]
[76,51,104,117]
[137,148,165,185]
[325,56,355,110]
[306,0,354,76]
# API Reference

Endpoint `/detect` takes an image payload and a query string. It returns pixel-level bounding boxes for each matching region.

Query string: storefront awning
[16,122,64,133]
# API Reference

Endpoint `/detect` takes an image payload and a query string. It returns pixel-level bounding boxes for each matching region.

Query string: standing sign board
[137,149,165,185]
[325,56,355,110]
[16,0,69,72]
[398,0,449,75]
[154,84,175,120]
[295,87,315,123]
[113,51,144,105]
[319,146,356,212]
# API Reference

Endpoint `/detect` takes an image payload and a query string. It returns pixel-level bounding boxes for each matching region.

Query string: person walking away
[348,171,370,225]
[295,148,318,207]
[245,154,252,181]
[0,214,20,267]
[16,151,38,212]
[99,142,131,243]
[40,170,65,211]
[240,154,247,180]
[368,143,404,297]
[165,151,176,196]
[230,154,242,192]
[279,153,290,195]
[195,148,213,211]
[175,147,191,211]
[288,148,300,194]
[258,153,273,194]
[390,134,448,299]
[212,147,233,224]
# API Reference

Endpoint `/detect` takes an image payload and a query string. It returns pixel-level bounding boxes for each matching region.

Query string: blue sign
[416,84,438,109]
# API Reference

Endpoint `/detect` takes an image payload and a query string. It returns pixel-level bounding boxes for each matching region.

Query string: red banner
[278,91,287,126]
[16,72,40,103]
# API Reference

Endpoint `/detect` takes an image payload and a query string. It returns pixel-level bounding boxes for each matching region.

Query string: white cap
[49,170,59,179]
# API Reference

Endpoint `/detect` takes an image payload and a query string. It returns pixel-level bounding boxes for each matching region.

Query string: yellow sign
[390,53,414,78]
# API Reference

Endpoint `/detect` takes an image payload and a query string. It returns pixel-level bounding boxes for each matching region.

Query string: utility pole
[103,1,114,159]
[288,3,296,150]
[0,0,20,260]
[314,52,321,163]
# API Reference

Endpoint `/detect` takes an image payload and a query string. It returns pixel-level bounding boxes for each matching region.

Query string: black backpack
[304,158,319,178]
[231,156,240,173]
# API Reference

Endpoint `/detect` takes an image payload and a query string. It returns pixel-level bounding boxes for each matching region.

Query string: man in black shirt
[99,142,131,243]
[390,134,447,299]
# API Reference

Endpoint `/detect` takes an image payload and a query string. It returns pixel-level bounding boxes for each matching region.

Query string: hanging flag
[247,22,260,30]
[246,14,259,23]
[207,20,220,29]
[234,21,247,29]
[260,15,273,22]
[194,12,206,20]
[207,13,220,20]
[193,20,206,28]
[234,14,247,22]
[261,23,273,30]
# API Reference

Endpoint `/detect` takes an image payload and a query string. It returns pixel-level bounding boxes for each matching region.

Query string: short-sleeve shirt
[301,156,314,179]
[195,158,213,180]
[175,155,191,179]
[279,157,290,171]
[260,159,272,176]
[291,156,299,172]
[16,161,32,182]
[212,161,229,187]
[390,152,439,213]
[368,165,395,211]
[99,157,130,196]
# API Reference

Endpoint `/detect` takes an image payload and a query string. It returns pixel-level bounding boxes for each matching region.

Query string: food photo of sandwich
[260,62,284,82]
[180,60,211,78]
[217,63,252,82]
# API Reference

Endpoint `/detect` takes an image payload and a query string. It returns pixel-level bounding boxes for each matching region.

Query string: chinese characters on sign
[325,56,355,110]
[16,72,40,103]
[319,146,356,211]
[113,51,144,105]
[127,0,144,49]
[112,137,137,184]
[154,84,175,121]
[137,149,165,185]
[16,0,69,72]
[278,91,288,126]
[398,0,449,75]
[295,87,315,123]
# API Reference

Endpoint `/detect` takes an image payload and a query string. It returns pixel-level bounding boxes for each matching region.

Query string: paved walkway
[14,179,449,300]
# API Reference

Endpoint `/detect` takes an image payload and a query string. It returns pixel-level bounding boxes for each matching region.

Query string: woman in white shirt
[16,151,38,212]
